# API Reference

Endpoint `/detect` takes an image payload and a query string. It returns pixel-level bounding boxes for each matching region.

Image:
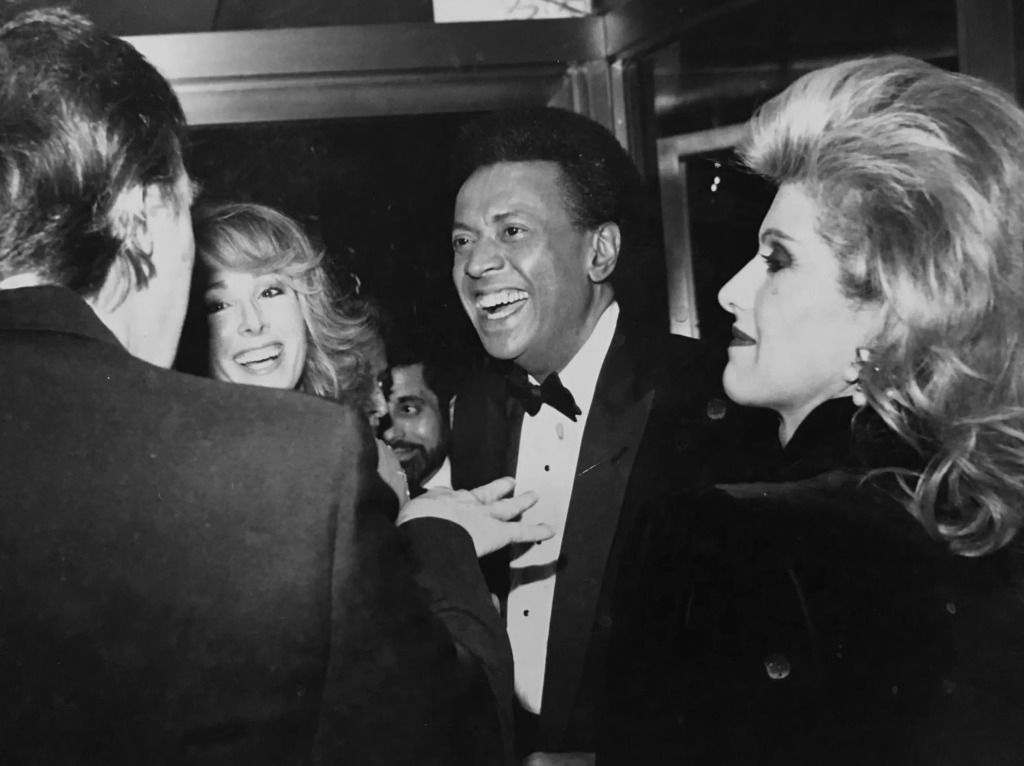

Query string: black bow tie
[506,367,581,422]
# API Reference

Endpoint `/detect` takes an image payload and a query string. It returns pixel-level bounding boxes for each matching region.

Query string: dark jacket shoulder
[603,401,1024,766]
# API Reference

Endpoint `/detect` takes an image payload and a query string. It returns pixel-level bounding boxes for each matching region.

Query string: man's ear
[86,184,149,310]
[108,183,153,258]
[587,222,620,283]
[95,182,179,310]
[111,182,182,255]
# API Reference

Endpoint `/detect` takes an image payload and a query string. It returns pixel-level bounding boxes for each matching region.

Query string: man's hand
[397,477,552,557]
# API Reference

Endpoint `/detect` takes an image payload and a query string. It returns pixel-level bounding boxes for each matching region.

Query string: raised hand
[396,477,552,557]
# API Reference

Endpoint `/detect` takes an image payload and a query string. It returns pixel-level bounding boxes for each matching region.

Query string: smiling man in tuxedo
[448,108,741,764]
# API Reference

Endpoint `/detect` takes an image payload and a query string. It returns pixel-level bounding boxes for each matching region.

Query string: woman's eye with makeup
[260,285,285,298]
[204,298,227,315]
[760,245,791,274]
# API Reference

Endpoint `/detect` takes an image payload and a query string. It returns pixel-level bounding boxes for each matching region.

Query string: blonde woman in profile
[601,56,1024,766]
[193,202,408,504]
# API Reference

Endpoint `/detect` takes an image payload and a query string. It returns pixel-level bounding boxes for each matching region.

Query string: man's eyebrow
[453,210,525,230]
[395,395,426,405]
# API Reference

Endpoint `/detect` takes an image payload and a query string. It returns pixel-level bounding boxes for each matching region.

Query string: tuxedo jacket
[450,321,753,753]
[602,399,1024,765]
[0,286,512,765]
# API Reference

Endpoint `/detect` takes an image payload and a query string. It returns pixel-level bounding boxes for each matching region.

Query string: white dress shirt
[508,301,620,714]
[421,456,452,491]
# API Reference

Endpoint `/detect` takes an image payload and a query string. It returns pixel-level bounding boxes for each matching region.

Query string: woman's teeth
[236,345,282,366]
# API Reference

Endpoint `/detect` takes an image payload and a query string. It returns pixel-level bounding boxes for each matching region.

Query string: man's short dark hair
[0,8,187,295]
[450,107,646,263]
[387,333,461,418]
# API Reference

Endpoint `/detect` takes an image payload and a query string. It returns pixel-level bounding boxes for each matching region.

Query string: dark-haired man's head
[379,340,458,490]
[450,107,644,380]
[0,8,194,367]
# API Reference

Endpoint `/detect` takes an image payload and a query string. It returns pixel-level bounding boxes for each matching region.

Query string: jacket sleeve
[311,412,512,766]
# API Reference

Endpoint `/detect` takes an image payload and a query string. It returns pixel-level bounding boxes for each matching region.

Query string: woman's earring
[844,347,871,407]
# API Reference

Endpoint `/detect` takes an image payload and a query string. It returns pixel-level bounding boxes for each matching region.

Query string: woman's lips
[730,327,756,346]
[234,343,283,370]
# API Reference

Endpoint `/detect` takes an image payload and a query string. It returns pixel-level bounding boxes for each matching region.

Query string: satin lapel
[450,369,525,603]
[539,332,655,745]
[451,371,517,490]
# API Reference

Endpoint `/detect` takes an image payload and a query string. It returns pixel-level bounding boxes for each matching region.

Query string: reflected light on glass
[433,0,592,22]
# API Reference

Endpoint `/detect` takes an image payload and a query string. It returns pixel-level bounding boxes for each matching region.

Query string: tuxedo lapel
[451,369,517,490]
[451,368,524,601]
[539,330,655,746]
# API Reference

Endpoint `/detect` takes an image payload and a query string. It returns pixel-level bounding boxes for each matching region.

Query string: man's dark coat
[0,286,513,765]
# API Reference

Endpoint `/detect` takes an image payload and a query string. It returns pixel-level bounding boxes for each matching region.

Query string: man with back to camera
[380,335,461,494]
[0,9,550,764]
[448,107,743,764]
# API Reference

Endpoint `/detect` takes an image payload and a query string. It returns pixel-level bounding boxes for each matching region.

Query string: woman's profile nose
[718,272,741,314]
[718,257,759,314]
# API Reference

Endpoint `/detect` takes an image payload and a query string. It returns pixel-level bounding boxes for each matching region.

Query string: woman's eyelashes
[204,284,287,315]
[760,244,792,274]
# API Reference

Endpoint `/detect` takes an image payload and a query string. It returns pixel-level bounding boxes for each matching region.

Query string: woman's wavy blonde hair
[740,55,1024,555]
[193,202,380,405]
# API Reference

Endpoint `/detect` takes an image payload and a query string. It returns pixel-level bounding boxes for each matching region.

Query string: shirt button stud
[764,653,791,680]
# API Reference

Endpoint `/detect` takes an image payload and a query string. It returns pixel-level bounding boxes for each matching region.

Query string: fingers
[469,476,517,504]
[506,521,554,547]
[484,490,539,521]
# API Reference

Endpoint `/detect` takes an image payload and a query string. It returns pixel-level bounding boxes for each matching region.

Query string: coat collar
[0,286,122,348]
[749,397,922,483]
[775,398,861,481]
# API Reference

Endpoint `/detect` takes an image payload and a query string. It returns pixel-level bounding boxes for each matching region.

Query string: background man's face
[382,363,449,487]
[451,161,595,378]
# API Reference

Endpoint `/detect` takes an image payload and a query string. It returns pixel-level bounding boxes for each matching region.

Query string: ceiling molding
[125,19,604,125]
[127,18,605,81]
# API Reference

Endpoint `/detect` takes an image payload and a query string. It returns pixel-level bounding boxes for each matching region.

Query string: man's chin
[398,457,426,485]
[480,345,522,362]
[476,329,529,362]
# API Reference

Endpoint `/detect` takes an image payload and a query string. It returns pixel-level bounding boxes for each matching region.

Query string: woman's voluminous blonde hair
[193,202,380,404]
[740,55,1024,555]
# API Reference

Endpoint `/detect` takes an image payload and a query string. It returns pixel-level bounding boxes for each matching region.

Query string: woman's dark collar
[774,397,861,481]
[775,397,923,482]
